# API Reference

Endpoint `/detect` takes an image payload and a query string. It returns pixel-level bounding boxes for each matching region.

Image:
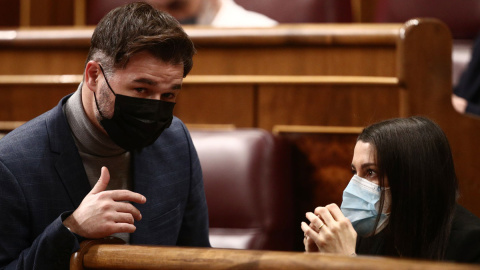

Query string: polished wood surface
[69,239,480,270]
[0,74,398,85]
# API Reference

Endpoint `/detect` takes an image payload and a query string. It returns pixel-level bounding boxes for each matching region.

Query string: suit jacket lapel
[48,96,91,208]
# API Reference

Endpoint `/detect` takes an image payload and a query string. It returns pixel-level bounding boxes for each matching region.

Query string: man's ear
[84,61,100,92]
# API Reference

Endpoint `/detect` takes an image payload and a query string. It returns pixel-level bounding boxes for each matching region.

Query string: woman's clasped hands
[301,203,357,255]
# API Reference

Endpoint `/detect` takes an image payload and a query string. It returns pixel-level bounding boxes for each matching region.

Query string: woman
[301,116,480,263]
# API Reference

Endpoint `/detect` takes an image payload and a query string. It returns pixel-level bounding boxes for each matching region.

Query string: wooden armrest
[70,237,125,270]
[70,239,480,270]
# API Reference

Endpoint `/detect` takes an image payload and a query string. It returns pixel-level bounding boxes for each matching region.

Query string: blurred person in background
[147,0,277,27]
[452,35,480,116]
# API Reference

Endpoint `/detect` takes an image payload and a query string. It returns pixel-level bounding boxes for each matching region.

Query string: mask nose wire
[98,64,117,96]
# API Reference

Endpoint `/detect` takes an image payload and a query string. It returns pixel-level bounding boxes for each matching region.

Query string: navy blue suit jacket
[0,95,210,269]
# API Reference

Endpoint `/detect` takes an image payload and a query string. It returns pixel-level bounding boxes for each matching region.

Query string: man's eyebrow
[133,78,157,86]
[132,78,182,90]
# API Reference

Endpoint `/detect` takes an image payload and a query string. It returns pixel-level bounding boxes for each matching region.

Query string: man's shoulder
[141,116,193,155]
[158,116,190,141]
[0,101,65,157]
[1,113,49,146]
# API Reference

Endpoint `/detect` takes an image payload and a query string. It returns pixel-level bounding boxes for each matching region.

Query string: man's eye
[134,88,147,93]
[162,93,175,99]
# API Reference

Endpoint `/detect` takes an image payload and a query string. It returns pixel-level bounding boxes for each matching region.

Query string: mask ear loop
[94,63,116,120]
[372,180,390,235]
[98,64,117,96]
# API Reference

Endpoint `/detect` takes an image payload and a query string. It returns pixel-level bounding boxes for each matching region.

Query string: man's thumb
[90,166,110,194]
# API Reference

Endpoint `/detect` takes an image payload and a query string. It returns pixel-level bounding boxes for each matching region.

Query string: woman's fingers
[302,221,326,252]
[315,206,335,227]
[325,203,345,220]
[305,212,324,232]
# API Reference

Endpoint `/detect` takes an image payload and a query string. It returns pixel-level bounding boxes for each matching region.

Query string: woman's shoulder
[445,204,480,263]
[452,204,480,231]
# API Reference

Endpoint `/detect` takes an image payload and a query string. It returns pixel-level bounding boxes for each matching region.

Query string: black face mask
[94,65,175,151]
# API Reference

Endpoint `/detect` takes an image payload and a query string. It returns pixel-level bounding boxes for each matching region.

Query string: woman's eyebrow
[361,163,377,169]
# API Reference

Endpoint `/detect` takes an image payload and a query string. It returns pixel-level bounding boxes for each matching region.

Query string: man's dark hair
[357,116,458,260]
[86,1,195,77]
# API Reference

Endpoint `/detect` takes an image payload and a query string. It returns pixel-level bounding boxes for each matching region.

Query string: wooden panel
[0,75,398,124]
[0,49,86,75]
[274,127,361,250]
[191,45,396,76]
[397,19,480,215]
[74,0,86,26]
[174,84,255,127]
[29,0,74,26]
[258,84,401,130]
[0,0,20,26]
[351,0,379,22]
[0,83,74,120]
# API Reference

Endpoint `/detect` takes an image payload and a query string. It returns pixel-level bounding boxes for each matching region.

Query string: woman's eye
[366,169,376,177]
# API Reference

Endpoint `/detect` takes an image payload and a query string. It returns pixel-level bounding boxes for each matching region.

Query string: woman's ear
[84,61,100,92]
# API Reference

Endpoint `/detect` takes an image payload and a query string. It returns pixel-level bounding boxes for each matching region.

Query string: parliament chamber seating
[1,19,480,255]
[84,0,353,25]
[371,0,480,86]
[85,0,138,25]
[234,0,352,23]
[189,128,295,250]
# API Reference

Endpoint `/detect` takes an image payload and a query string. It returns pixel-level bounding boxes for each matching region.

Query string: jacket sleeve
[454,34,480,105]
[465,102,480,116]
[0,160,80,270]
[175,124,211,247]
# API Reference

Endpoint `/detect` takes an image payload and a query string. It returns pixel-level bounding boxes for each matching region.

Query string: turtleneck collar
[64,83,126,157]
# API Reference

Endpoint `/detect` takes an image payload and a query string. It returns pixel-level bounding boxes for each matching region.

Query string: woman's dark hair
[357,116,458,260]
[86,2,196,77]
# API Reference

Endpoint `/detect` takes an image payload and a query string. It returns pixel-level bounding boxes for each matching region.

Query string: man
[146,0,278,27]
[0,2,210,269]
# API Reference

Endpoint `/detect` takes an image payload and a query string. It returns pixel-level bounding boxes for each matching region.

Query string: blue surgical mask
[340,175,391,237]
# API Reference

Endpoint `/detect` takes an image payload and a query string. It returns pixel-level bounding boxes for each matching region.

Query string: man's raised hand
[63,166,146,239]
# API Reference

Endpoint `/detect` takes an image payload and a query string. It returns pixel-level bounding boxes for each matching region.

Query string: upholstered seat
[190,128,295,251]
